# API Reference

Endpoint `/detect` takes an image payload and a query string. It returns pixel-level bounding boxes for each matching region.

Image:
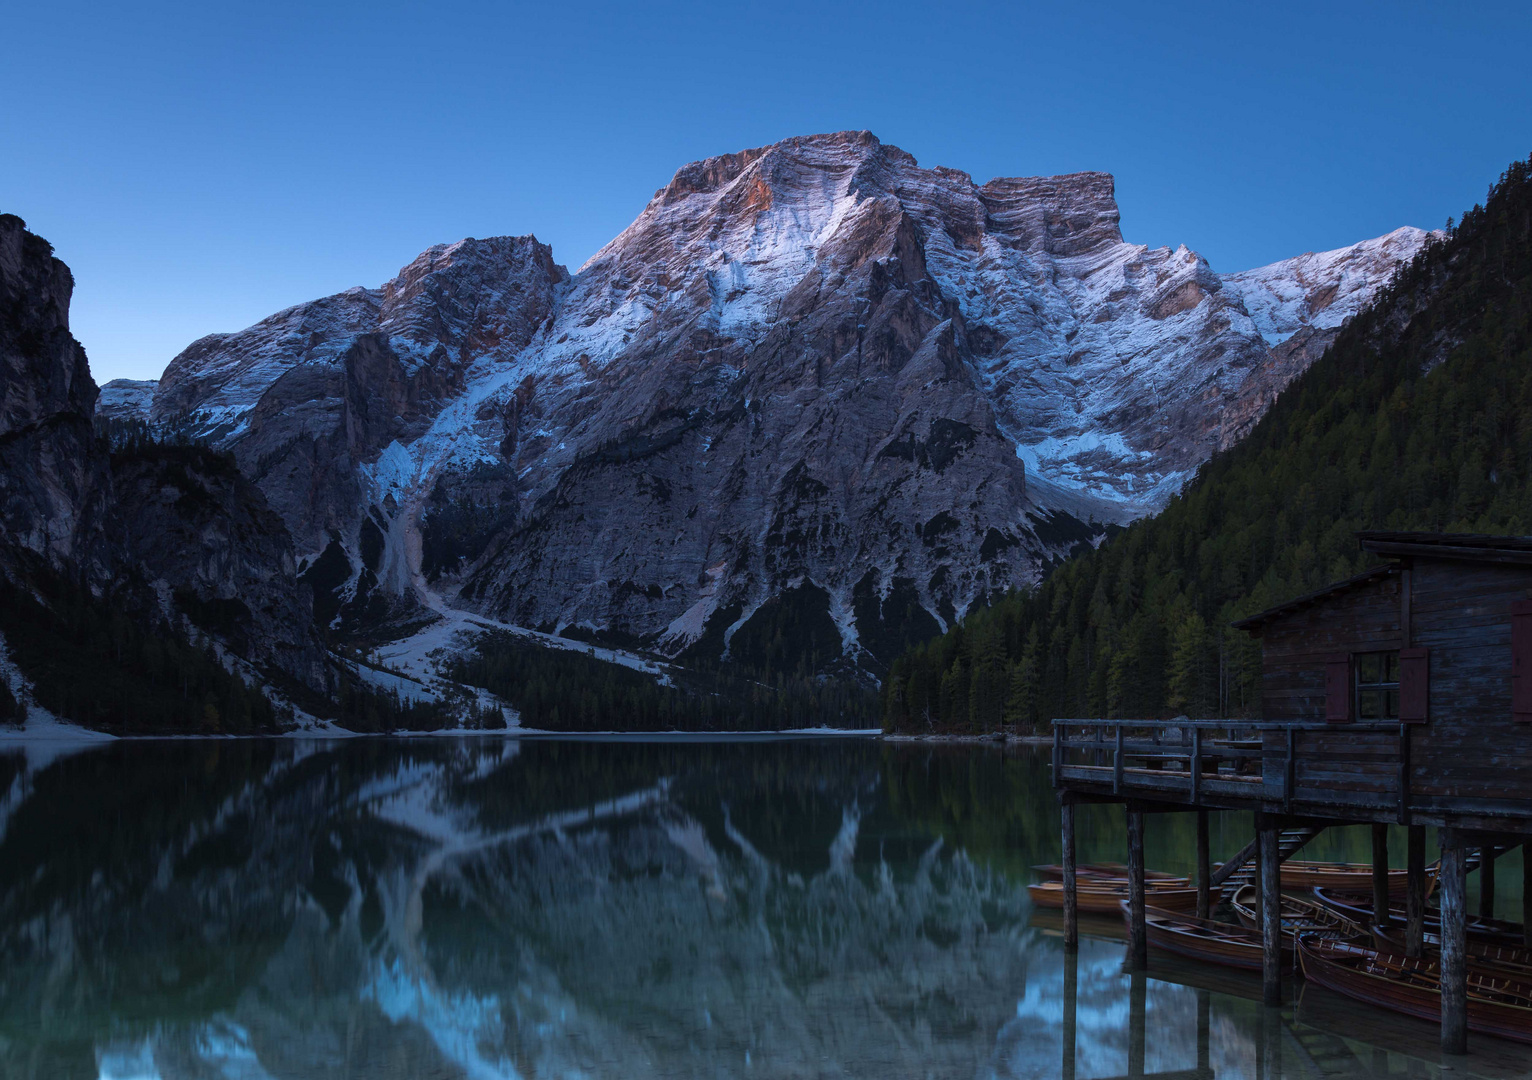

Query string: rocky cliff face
[109,444,332,689]
[0,214,109,574]
[131,132,1433,675]
[0,215,331,706]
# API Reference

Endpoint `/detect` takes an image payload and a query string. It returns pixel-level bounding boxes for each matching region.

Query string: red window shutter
[1325,654,1352,722]
[1513,601,1532,722]
[1400,647,1429,723]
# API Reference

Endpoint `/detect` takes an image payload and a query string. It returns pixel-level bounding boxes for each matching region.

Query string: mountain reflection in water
[0,737,1524,1079]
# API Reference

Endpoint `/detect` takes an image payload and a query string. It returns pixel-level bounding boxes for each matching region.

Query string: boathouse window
[1355,650,1400,720]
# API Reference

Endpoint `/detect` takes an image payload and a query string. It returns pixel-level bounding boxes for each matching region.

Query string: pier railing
[1051,718,1412,819]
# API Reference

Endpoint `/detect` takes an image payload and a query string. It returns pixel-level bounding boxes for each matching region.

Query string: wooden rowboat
[1313,888,1527,947]
[1230,884,1364,942]
[1027,879,1201,915]
[1031,862,1189,885]
[1217,860,1415,894]
[1124,900,1279,971]
[1370,925,1532,980]
[1297,934,1532,1045]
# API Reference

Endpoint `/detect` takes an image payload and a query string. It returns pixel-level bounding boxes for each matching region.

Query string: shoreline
[883,733,1053,745]
[0,722,888,744]
[2,720,1049,746]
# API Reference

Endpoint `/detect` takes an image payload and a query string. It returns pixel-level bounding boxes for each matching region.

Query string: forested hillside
[449,631,878,732]
[883,154,1532,733]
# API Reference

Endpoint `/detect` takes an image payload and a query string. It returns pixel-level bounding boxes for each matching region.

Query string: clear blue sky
[4,0,1529,383]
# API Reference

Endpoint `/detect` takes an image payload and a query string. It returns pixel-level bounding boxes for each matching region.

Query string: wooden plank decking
[1051,719,1532,830]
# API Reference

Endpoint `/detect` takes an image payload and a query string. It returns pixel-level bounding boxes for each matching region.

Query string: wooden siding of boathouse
[1243,535,1532,826]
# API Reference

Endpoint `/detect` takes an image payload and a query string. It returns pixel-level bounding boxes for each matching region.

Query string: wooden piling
[1196,989,1210,1077]
[1479,845,1496,920]
[1406,825,1426,958]
[1438,835,1468,1055]
[1371,823,1390,928]
[1128,969,1147,1078]
[1259,822,1281,1006]
[1062,948,1078,1080]
[1252,828,1264,932]
[1062,800,1078,952]
[1255,1004,1267,1080]
[1196,810,1211,920]
[1127,804,1147,970]
[1524,843,1532,949]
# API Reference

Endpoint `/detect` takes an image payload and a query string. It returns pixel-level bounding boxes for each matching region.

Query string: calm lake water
[0,736,1526,1080]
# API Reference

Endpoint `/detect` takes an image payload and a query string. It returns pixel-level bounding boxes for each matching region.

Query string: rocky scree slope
[123,133,1431,677]
[0,214,332,726]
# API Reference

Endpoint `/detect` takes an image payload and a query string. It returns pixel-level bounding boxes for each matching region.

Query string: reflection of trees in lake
[880,744,1462,890]
[0,740,1038,1078]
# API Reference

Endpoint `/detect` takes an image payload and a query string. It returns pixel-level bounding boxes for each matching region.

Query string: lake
[0,736,1526,1079]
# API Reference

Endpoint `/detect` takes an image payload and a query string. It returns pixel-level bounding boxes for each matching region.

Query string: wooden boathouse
[1051,532,1532,1054]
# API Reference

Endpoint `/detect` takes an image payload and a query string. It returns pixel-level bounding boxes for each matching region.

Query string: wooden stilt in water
[1127,804,1147,970]
[1128,969,1147,1079]
[1062,800,1078,952]
[1406,824,1426,958]
[1260,821,1281,1006]
[1438,833,1468,1055]
[1255,994,1271,1080]
[1253,828,1263,932]
[1196,809,1210,920]
[1062,948,1078,1080]
[1480,845,1497,921]
[1372,823,1391,928]
[1196,989,1210,1077]
[1524,842,1532,949]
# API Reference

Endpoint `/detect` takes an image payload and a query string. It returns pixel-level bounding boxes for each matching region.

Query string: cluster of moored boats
[1029,861,1532,1045]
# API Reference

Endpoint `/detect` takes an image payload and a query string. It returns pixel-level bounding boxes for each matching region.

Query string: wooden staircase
[1212,826,1323,901]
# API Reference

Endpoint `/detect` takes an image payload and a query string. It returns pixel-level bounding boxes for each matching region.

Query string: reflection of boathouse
[1051,533,1532,1055]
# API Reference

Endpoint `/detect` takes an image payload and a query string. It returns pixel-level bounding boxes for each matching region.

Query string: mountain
[0,213,109,576]
[112,132,1429,681]
[0,214,407,733]
[882,153,1532,732]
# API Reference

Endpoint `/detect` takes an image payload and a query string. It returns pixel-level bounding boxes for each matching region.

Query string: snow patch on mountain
[1223,226,1434,345]
[95,378,157,422]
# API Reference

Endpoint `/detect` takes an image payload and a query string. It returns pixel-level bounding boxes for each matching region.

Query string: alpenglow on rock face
[131,132,1432,674]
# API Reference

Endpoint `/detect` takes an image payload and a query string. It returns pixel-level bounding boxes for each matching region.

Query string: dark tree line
[885,154,1532,734]
[0,573,280,734]
[448,631,879,732]
[2,420,462,734]
[0,679,20,723]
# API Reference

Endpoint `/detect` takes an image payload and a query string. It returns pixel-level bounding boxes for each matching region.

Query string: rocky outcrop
[1215,226,1432,449]
[0,215,333,707]
[145,133,1432,675]
[110,445,331,688]
[0,214,109,574]
[95,377,156,422]
[149,236,565,628]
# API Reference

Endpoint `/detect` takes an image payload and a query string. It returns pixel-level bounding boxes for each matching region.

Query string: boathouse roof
[1230,564,1397,630]
[1354,530,1532,563]
[1231,532,1532,631]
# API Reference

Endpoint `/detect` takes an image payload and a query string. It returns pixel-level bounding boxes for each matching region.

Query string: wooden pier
[1051,533,1532,1055]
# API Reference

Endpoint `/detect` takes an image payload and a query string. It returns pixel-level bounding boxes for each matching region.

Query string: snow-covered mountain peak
[138,133,1433,675]
[1224,225,1436,346]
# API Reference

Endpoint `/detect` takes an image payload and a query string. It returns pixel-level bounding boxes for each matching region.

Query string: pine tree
[1166,610,1211,718]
